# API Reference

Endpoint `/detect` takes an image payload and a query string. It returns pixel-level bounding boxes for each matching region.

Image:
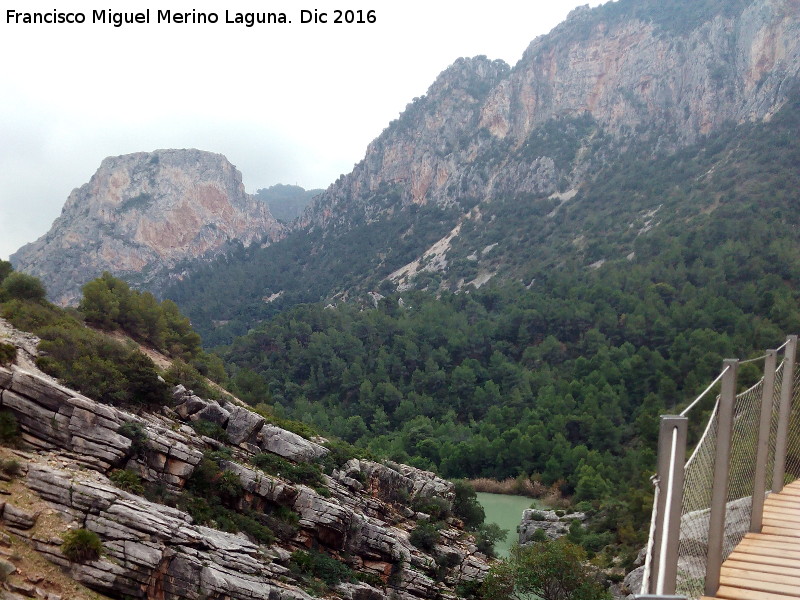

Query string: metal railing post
[705,358,738,597]
[772,335,797,493]
[649,415,688,595]
[751,349,778,533]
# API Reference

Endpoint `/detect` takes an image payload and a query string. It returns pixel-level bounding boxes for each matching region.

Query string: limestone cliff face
[300,0,800,231]
[11,149,285,305]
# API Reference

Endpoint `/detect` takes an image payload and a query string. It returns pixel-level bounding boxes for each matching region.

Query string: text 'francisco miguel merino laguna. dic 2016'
[5,9,293,27]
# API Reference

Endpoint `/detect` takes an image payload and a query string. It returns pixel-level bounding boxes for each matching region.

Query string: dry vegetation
[468,477,570,508]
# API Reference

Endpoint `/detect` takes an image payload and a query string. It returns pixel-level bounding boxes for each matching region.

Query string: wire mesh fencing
[642,337,799,599]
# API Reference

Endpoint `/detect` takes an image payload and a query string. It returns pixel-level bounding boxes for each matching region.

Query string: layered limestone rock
[518,508,587,543]
[11,149,285,305]
[24,462,312,600]
[0,357,490,599]
[300,0,800,231]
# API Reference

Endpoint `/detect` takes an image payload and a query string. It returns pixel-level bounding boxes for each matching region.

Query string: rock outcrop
[10,149,285,305]
[518,508,587,544]
[0,357,490,600]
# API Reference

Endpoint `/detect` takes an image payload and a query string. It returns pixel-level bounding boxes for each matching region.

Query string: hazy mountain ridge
[256,184,323,223]
[10,149,286,305]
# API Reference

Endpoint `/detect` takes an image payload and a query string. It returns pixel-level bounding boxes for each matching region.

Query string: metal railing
[638,335,799,599]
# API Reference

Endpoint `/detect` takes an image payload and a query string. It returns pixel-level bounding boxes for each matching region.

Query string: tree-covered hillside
[167,91,800,350]
[204,94,800,562]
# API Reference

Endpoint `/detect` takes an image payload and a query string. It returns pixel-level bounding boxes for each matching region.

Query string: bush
[452,480,485,530]
[409,520,440,552]
[0,261,11,286]
[412,494,451,520]
[109,469,144,494]
[165,360,219,400]
[319,437,372,474]
[190,419,230,443]
[61,528,103,563]
[251,452,325,488]
[290,549,355,586]
[252,403,319,440]
[481,539,612,600]
[0,412,19,445]
[0,342,15,366]
[474,522,508,558]
[0,458,22,477]
[532,528,548,542]
[118,421,148,455]
[0,272,46,303]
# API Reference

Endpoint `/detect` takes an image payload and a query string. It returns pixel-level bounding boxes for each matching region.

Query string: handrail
[639,334,799,600]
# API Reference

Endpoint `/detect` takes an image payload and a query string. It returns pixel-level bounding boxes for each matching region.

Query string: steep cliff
[0,321,491,599]
[10,150,285,306]
[302,0,800,229]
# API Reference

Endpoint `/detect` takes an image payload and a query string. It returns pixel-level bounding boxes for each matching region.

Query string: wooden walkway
[702,479,800,600]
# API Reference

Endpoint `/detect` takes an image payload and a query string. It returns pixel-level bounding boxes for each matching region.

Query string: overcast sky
[0,0,602,260]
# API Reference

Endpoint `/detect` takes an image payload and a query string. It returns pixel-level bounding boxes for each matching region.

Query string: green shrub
[290,549,355,586]
[118,421,148,455]
[190,419,230,442]
[263,504,300,540]
[0,412,19,445]
[531,528,548,542]
[176,484,275,545]
[165,360,218,400]
[0,272,46,303]
[61,528,103,563]
[252,403,320,440]
[0,342,15,366]
[452,480,485,530]
[409,521,440,552]
[318,437,373,474]
[252,452,325,488]
[474,522,508,558]
[355,572,384,587]
[109,469,144,494]
[0,261,11,286]
[0,458,21,477]
[412,494,451,520]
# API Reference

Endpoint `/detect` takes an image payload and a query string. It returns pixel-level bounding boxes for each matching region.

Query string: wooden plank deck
[701,479,800,600]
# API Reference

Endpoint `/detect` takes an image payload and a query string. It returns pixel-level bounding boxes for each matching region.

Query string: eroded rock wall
[0,364,489,599]
[11,149,286,305]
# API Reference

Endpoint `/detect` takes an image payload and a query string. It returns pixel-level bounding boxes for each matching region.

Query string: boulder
[519,509,586,543]
[258,425,328,462]
[2,503,38,530]
[192,402,231,427]
[174,395,208,419]
[226,405,266,445]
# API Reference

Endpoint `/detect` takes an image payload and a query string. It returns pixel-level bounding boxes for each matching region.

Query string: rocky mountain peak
[298,0,799,235]
[11,149,284,305]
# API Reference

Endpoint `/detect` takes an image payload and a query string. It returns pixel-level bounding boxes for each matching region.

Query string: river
[476,492,542,558]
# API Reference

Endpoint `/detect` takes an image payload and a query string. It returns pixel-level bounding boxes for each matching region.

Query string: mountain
[301,0,799,229]
[164,0,800,344]
[10,149,285,306]
[256,184,323,223]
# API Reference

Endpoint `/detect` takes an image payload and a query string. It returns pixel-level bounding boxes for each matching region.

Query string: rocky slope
[10,149,285,306]
[0,323,490,600]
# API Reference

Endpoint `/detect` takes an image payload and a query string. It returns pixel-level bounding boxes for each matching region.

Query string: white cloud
[0,0,601,260]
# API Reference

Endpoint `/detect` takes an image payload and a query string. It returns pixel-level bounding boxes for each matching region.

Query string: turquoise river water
[475,492,542,557]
